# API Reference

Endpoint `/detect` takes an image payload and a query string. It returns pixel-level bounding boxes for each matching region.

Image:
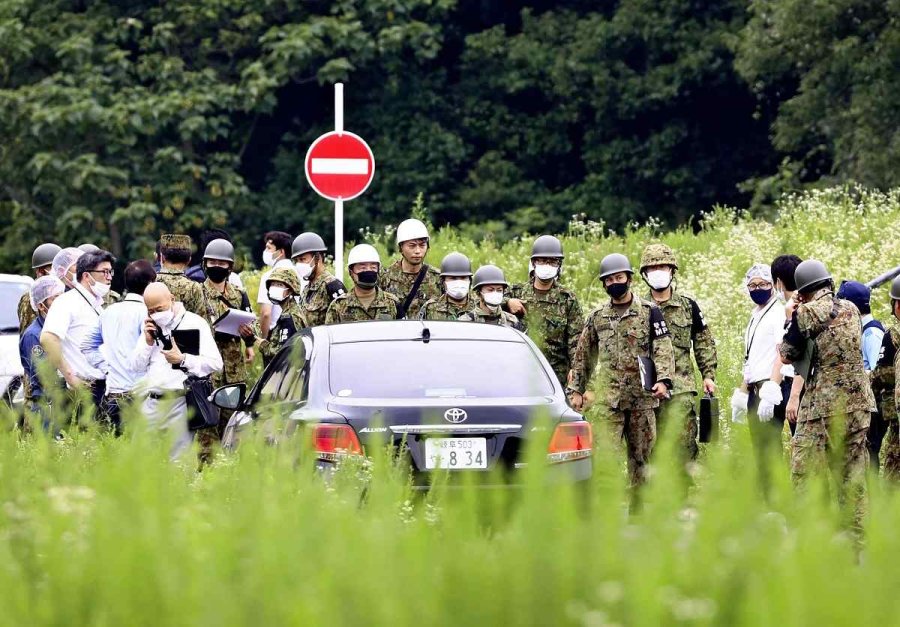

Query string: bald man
[128,282,222,459]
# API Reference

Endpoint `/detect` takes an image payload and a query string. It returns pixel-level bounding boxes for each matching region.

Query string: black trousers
[867,407,889,470]
[747,378,794,495]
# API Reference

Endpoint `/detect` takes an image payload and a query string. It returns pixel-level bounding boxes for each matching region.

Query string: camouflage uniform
[103,290,122,307]
[458,306,523,330]
[325,288,399,323]
[569,294,676,487]
[780,290,875,531]
[420,294,474,321]
[302,271,346,327]
[157,270,205,317]
[510,280,584,387]
[871,324,900,479]
[378,261,442,319]
[18,290,35,336]
[259,298,309,364]
[647,288,717,462]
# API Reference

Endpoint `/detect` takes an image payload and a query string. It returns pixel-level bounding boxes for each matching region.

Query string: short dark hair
[265,231,292,257]
[75,251,115,283]
[771,254,803,291]
[124,260,157,295]
[160,245,191,265]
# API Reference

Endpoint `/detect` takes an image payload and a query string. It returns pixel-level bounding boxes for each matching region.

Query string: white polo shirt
[43,283,106,381]
[743,297,786,385]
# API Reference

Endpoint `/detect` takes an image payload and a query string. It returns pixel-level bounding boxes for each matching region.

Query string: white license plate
[425,438,487,470]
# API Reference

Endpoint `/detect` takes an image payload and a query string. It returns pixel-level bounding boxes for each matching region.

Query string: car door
[253,337,310,425]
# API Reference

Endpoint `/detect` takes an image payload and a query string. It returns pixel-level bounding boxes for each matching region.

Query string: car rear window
[0,282,29,332]
[329,339,555,398]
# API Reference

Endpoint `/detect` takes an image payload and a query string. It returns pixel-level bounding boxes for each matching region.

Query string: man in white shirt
[83,260,157,434]
[41,250,115,423]
[129,282,223,459]
[256,230,294,337]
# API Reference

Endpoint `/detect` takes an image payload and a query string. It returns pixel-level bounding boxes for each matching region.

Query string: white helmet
[396,218,429,245]
[347,244,381,268]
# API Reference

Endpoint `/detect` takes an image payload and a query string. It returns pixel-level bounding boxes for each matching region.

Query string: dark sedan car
[211,321,592,486]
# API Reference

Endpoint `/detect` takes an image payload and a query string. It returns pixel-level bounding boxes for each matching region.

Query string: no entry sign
[304,131,375,202]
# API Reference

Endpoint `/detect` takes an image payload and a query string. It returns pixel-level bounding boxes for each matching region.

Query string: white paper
[213,309,257,337]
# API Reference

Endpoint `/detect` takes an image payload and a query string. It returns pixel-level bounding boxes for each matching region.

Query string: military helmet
[794,259,832,294]
[640,243,678,271]
[396,218,429,245]
[472,264,508,289]
[531,235,564,259]
[440,252,473,277]
[267,267,302,295]
[291,232,327,259]
[32,243,62,270]
[78,243,101,254]
[347,243,380,268]
[890,275,900,301]
[599,253,634,279]
[203,238,235,263]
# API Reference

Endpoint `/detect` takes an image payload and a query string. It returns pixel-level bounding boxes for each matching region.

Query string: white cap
[745,263,773,285]
[51,247,84,281]
[30,275,65,312]
[396,218,429,245]
[347,244,381,268]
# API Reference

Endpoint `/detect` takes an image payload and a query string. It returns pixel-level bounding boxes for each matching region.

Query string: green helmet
[599,253,633,279]
[794,260,832,294]
[530,235,564,259]
[291,232,327,259]
[891,275,900,301]
[640,243,678,271]
[32,243,62,269]
[203,238,235,263]
[78,243,101,254]
[440,252,473,277]
[266,267,302,295]
[472,264,508,289]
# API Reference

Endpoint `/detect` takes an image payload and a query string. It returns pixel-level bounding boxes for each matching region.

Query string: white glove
[757,399,775,422]
[731,389,748,424]
[759,380,783,406]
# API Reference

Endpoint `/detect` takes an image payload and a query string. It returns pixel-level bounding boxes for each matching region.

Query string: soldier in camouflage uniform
[458,265,523,329]
[326,244,399,323]
[291,232,346,327]
[243,268,309,364]
[507,235,583,388]
[870,275,900,480]
[419,252,476,321]
[195,239,254,462]
[640,243,717,463]
[780,260,874,535]
[378,218,442,319]
[568,253,675,489]
[156,234,205,317]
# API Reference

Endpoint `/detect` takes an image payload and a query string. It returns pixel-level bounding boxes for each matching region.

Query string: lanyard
[745,299,777,360]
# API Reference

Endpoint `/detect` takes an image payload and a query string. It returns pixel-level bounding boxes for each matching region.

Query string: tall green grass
[4,186,900,625]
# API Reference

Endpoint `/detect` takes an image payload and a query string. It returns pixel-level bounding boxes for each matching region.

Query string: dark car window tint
[258,340,306,403]
[0,282,29,331]
[329,340,554,398]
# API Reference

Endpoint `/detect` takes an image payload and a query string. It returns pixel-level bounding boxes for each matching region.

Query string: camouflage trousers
[196,408,233,466]
[657,393,698,463]
[883,420,900,481]
[599,406,657,488]
[791,411,870,535]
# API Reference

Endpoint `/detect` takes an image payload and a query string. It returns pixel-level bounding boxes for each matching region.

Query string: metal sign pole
[334,83,344,283]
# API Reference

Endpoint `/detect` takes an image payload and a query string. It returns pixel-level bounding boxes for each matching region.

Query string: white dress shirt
[83,293,147,394]
[128,306,223,394]
[743,297,786,385]
[42,283,105,381]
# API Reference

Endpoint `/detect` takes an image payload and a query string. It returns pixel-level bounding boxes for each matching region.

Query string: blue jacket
[19,316,46,399]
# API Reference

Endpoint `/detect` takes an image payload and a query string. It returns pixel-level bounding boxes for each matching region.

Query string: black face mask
[205,266,230,283]
[605,282,629,300]
[355,270,378,289]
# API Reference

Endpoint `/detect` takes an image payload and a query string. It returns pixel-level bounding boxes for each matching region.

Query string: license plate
[424,438,487,470]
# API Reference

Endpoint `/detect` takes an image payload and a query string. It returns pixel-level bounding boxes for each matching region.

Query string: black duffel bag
[184,376,219,432]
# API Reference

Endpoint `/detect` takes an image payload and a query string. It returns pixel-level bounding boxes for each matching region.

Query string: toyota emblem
[444,408,468,424]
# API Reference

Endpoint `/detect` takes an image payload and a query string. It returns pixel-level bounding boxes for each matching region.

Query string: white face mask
[446,279,470,301]
[645,269,672,291]
[262,250,276,267]
[91,278,111,298]
[268,286,288,303]
[483,291,504,307]
[151,309,175,329]
[534,263,558,281]
[294,262,313,280]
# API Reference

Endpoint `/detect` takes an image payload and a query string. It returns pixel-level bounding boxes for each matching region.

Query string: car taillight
[547,421,592,463]
[312,424,363,461]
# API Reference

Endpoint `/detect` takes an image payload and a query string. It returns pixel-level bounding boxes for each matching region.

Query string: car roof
[0,274,32,285]
[316,320,528,345]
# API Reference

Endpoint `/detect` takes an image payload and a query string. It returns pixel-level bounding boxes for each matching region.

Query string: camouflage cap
[159,234,193,251]
[267,267,302,295]
[640,243,678,271]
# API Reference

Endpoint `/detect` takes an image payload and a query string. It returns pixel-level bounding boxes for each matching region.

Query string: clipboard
[211,308,257,337]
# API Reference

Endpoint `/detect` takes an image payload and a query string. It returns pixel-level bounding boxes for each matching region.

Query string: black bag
[699,394,719,443]
[184,376,219,431]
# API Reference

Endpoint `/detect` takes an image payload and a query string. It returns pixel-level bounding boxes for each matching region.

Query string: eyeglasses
[747,282,771,290]
[89,269,115,278]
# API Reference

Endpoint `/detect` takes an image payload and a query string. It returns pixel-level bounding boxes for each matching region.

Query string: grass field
[4,186,900,625]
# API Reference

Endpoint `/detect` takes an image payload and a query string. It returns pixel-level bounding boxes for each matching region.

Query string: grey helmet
[472,264,508,289]
[203,238,235,263]
[599,253,634,279]
[440,252,473,277]
[291,232,327,259]
[32,243,62,270]
[794,259,832,294]
[77,243,101,254]
[891,275,900,301]
[531,235,564,259]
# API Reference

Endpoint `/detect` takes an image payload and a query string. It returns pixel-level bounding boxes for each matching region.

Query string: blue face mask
[749,288,772,305]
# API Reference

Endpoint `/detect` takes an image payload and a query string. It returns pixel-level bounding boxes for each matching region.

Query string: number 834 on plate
[425,437,487,470]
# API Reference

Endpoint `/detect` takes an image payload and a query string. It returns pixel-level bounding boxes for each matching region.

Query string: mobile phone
[152,321,173,350]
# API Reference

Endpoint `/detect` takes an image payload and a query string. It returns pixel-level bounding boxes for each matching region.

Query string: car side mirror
[210,383,246,410]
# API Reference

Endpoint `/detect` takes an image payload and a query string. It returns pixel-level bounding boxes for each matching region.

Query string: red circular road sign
[304,131,375,201]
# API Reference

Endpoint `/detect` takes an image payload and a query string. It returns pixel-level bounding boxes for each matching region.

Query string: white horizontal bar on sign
[311,158,369,175]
